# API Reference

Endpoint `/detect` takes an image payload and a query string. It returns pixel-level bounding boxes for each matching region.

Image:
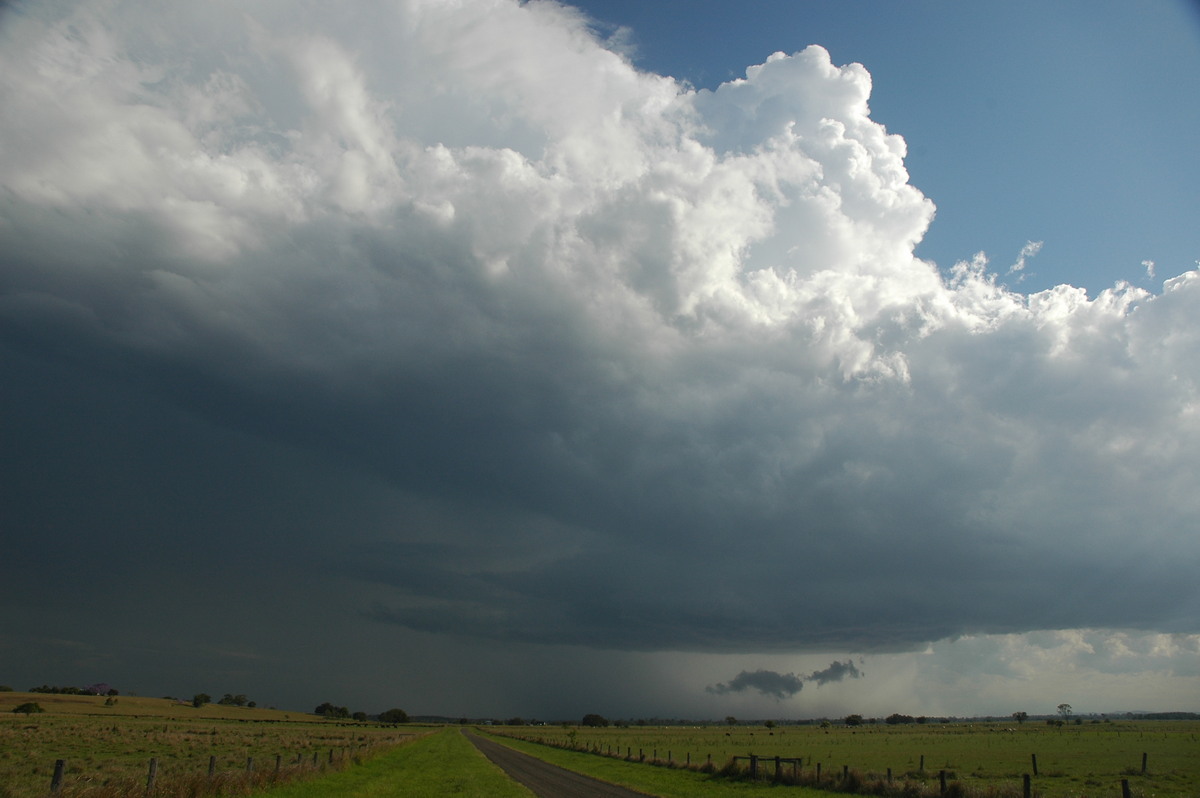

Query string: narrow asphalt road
[464,730,655,798]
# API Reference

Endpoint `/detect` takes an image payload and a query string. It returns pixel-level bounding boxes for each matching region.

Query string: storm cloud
[1,0,1198,713]
[708,670,806,700]
[707,661,860,699]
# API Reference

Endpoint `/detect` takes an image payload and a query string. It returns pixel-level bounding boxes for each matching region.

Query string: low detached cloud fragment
[1,0,1199,695]
[708,661,861,700]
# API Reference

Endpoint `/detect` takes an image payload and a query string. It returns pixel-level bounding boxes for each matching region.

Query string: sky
[1,0,1198,722]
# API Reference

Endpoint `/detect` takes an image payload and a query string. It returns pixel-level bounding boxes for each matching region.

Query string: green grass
[474,732,832,798]
[252,729,534,798]
[490,720,1200,798]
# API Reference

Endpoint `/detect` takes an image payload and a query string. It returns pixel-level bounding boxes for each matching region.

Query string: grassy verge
[476,732,837,797]
[253,728,534,798]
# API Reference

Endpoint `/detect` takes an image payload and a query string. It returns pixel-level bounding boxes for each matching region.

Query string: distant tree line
[28,684,119,696]
[315,702,409,724]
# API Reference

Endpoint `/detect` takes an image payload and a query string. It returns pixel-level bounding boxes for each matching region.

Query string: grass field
[490,720,1200,798]
[4,694,1196,798]
[255,728,533,798]
[0,693,422,798]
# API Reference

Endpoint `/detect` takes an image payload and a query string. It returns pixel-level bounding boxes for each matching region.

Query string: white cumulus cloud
[1,0,1198,666]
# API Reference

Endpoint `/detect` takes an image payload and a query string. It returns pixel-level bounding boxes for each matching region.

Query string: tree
[581,714,609,727]
[1012,711,1028,724]
[1057,703,1072,722]
[844,714,864,726]
[725,716,737,726]
[315,702,350,719]
[192,693,211,708]
[379,708,409,724]
[352,711,368,722]
[12,702,44,714]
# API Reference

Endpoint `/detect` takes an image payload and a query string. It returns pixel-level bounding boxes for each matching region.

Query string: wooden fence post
[51,759,66,794]
[919,754,925,772]
[939,769,947,794]
[208,755,216,777]
[275,754,282,773]
[749,755,757,779]
[887,767,892,783]
[1022,773,1031,798]
[1141,752,1148,774]
[146,758,158,794]
[1031,753,1038,776]
[246,756,253,772]
[1121,779,1132,798]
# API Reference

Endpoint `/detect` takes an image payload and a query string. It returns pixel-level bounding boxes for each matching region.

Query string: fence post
[276,754,282,773]
[1031,753,1038,776]
[939,769,947,794]
[887,767,892,783]
[816,762,822,780]
[1022,773,1031,798]
[208,755,216,777]
[749,755,758,779]
[920,754,925,772]
[1142,752,1148,774]
[774,756,781,781]
[146,758,158,794]
[51,759,66,794]
[1121,779,1132,798]
[247,756,253,772]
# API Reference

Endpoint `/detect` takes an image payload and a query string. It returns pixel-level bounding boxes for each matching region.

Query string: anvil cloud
[1,0,1197,717]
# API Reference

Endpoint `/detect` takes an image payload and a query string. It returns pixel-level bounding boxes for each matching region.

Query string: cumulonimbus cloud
[1,0,1198,659]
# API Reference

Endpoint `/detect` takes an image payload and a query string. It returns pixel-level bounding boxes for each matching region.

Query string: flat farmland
[0,693,421,798]
[495,720,1200,797]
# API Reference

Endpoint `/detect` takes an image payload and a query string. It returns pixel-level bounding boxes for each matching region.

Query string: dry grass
[0,693,425,798]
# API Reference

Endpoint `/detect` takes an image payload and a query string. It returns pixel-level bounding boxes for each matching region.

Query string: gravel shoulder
[465,729,656,798]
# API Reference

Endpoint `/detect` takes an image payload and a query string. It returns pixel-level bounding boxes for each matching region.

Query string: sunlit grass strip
[252,728,534,798]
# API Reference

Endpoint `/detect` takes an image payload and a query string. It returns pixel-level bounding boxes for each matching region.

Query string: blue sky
[573,0,1200,295]
[1,0,1198,720]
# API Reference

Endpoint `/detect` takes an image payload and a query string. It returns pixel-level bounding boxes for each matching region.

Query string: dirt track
[465,730,655,798]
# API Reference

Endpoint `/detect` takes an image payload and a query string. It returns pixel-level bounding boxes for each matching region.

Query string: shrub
[11,702,43,714]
